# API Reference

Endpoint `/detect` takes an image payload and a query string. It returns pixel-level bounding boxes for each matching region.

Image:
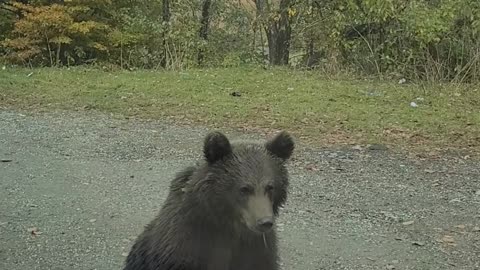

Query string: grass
[1,66,479,157]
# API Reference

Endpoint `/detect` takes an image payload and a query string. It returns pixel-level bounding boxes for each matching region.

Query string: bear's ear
[265,131,294,161]
[203,131,232,164]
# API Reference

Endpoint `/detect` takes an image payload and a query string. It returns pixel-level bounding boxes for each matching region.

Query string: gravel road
[1,109,479,270]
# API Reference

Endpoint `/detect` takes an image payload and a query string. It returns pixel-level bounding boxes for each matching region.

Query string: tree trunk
[160,0,171,68]
[56,43,61,67]
[197,0,212,66]
[305,38,315,68]
[255,0,294,66]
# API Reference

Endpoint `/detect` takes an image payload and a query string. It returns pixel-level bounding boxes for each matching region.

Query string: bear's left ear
[265,131,294,161]
[203,131,232,164]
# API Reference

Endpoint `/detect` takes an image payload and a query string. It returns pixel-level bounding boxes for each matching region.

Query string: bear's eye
[239,186,253,195]
[265,184,274,193]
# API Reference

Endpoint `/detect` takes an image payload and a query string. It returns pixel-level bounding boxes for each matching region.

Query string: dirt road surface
[1,110,479,270]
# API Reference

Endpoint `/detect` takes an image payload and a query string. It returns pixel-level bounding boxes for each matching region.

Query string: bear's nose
[256,217,273,232]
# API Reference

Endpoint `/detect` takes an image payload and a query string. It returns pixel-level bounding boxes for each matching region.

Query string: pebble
[412,241,425,246]
[352,145,362,151]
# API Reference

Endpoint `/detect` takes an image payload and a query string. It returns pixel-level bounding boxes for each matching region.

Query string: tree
[3,2,109,66]
[160,0,171,68]
[197,0,211,65]
[254,0,296,65]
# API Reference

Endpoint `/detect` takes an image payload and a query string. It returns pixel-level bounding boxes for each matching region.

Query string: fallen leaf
[440,235,457,246]
[89,219,96,223]
[402,220,415,226]
[305,164,318,171]
[441,235,455,243]
[454,225,465,230]
[28,227,41,236]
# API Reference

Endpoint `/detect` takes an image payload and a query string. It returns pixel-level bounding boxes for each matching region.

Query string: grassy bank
[1,66,479,156]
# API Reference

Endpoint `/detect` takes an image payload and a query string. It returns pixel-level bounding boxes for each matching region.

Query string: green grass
[1,66,479,156]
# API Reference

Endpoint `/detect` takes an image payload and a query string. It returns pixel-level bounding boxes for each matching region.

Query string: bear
[123,130,295,270]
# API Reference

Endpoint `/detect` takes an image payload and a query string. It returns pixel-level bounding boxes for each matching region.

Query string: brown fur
[123,131,294,270]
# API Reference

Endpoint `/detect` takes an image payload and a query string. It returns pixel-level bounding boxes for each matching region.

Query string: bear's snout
[256,217,274,232]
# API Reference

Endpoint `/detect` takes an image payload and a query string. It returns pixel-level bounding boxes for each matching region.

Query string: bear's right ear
[203,131,232,164]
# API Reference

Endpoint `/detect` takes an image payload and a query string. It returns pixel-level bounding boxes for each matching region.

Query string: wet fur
[123,132,294,270]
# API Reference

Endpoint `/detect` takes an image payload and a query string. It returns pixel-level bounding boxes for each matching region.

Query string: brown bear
[123,130,295,270]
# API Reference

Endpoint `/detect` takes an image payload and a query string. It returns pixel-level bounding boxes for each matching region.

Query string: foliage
[0,4,15,55]
[0,0,479,82]
[202,1,260,67]
[319,0,480,82]
[2,2,110,66]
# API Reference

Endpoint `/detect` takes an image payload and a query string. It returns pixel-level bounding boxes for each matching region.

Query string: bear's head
[199,130,294,234]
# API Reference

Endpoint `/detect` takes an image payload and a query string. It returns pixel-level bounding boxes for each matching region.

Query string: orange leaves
[14,3,74,28]
[70,21,97,34]
[10,2,35,13]
[69,21,109,36]
[50,36,73,44]
[4,3,74,63]
[3,1,110,65]
[3,37,36,50]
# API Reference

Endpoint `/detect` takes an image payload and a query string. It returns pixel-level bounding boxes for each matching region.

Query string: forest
[1,0,479,83]
[1,3,480,270]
